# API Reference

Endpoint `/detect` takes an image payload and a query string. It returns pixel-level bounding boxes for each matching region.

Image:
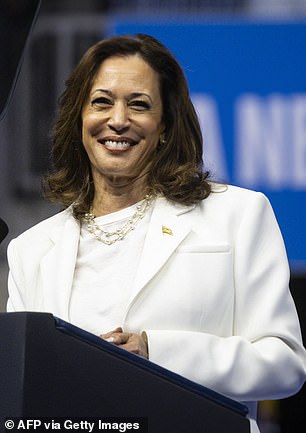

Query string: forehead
[90,54,161,95]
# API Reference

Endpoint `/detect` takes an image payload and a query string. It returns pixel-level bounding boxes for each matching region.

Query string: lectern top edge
[53,315,249,417]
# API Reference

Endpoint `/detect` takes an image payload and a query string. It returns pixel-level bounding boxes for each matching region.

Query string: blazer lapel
[40,209,80,320]
[126,198,194,311]
[38,201,194,320]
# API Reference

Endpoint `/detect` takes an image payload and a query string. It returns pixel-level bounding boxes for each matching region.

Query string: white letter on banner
[192,94,228,181]
[291,95,306,187]
[235,94,288,189]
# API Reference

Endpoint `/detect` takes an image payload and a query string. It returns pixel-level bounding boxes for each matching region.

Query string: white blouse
[69,201,153,335]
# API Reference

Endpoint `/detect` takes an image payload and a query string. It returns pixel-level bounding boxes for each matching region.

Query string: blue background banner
[110,19,306,272]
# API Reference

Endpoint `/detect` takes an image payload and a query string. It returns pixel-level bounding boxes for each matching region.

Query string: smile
[97,137,138,150]
[104,140,131,149]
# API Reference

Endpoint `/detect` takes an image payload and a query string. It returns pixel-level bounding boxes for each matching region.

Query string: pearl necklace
[83,194,154,245]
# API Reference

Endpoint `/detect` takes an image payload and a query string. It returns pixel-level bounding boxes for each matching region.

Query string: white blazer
[7,185,306,432]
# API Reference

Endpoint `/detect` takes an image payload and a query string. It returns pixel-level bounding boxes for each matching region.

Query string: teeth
[104,140,131,149]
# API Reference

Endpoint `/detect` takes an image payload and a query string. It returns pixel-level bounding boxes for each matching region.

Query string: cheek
[82,113,105,139]
[142,117,162,140]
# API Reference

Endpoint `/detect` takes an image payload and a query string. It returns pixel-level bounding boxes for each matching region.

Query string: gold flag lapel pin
[162,225,173,236]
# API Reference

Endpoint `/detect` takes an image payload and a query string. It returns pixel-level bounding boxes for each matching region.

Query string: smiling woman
[42,34,210,219]
[81,54,164,214]
[6,34,306,433]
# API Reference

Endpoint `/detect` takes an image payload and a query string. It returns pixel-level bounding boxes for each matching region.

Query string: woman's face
[82,54,163,186]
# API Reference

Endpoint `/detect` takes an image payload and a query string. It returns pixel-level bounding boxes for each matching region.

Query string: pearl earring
[160,134,167,145]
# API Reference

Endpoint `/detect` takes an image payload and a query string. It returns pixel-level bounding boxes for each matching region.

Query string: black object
[0,0,41,120]
[0,217,8,243]
[0,312,250,433]
[279,276,306,433]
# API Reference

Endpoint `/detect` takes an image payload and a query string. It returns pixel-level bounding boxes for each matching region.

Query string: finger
[100,327,123,340]
[108,332,130,345]
[120,335,148,359]
[103,332,130,345]
[120,342,148,358]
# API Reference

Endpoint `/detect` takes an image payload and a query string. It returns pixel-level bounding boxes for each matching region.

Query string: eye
[91,97,112,107]
[129,100,151,111]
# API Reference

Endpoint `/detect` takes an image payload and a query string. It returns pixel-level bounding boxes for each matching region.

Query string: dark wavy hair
[43,34,211,218]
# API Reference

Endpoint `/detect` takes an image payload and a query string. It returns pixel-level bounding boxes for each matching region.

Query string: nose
[107,101,130,132]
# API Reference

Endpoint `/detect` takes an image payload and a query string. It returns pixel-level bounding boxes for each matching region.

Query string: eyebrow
[91,89,153,103]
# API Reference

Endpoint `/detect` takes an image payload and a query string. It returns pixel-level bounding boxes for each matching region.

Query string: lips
[97,137,138,150]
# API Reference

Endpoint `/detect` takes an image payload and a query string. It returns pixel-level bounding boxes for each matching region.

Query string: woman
[7,34,306,432]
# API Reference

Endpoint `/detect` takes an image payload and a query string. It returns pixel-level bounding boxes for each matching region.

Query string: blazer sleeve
[7,239,26,312]
[144,193,306,402]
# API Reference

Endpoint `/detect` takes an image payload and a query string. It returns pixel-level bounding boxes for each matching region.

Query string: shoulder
[160,184,272,221]
[8,207,76,249]
[203,183,271,212]
[7,207,80,281]
[193,183,277,233]
[210,182,267,201]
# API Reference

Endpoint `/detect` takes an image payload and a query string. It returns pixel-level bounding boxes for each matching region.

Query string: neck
[91,176,149,217]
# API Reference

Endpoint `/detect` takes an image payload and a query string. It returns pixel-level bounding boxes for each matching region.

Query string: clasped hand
[100,327,148,359]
